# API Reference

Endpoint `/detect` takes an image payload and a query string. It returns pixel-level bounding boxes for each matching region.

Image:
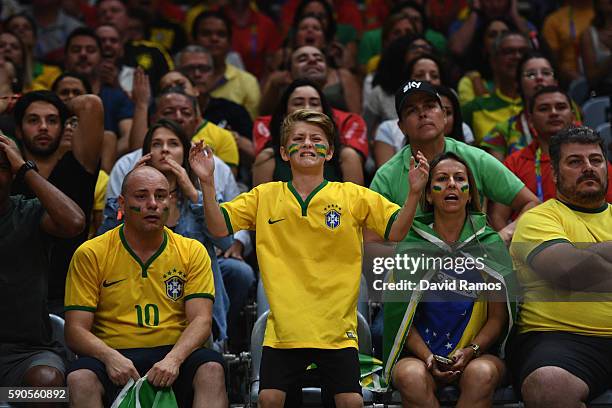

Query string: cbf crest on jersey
[323,204,342,230]
[163,269,186,301]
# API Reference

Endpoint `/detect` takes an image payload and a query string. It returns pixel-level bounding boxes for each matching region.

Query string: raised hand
[189,142,215,183]
[164,156,197,201]
[131,67,151,107]
[134,152,152,168]
[0,134,25,173]
[426,354,460,384]
[408,150,430,194]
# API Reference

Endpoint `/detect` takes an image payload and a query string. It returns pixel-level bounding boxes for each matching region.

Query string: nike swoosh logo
[267,218,285,224]
[102,279,126,288]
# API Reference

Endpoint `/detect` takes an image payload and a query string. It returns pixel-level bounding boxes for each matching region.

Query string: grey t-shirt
[0,196,55,345]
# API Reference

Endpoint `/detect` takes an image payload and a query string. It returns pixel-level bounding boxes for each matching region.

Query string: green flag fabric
[111,376,178,408]
[378,212,517,391]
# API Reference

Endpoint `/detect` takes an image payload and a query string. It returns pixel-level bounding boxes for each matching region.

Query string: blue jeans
[218,257,256,343]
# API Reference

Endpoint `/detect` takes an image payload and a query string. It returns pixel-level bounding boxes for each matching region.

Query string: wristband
[15,160,38,182]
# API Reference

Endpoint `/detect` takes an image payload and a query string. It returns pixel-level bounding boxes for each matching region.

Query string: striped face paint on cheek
[431,185,443,193]
[314,144,327,158]
[460,183,469,194]
[287,144,300,156]
[128,206,142,213]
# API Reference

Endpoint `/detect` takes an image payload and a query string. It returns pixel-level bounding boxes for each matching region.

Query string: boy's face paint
[128,206,142,213]
[314,143,327,157]
[287,143,300,156]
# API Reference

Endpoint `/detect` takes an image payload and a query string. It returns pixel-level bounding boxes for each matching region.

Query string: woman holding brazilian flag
[373,151,517,407]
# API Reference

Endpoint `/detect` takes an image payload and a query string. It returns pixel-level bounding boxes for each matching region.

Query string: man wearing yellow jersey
[509,126,612,407]
[191,109,428,408]
[64,166,227,408]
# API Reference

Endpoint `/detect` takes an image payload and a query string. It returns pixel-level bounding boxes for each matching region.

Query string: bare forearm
[536,248,612,291]
[68,95,104,173]
[66,326,120,363]
[449,13,479,56]
[200,179,229,237]
[405,328,431,361]
[129,103,149,151]
[387,191,419,241]
[587,242,612,263]
[25,170,84,235]
[470,302,507,352]
[165,316,211,364]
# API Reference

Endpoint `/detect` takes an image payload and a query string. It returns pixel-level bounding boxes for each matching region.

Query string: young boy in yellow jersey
[191,109,429,407]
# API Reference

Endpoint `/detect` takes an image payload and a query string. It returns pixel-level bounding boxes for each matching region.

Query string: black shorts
[508,331,612,400]
[259,347,362,397]
[67,345,224,407]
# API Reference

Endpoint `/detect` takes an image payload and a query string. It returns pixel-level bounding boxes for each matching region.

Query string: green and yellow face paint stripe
[315,144,327,157]
[128,206,141,213]
[460,184,469,193]
[432,185,443,193]
[287,144,300,156]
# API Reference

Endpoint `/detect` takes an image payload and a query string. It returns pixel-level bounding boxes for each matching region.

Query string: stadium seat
[49,313,77,362]
[568,77,590,106]
[248,311,374,406]
[582,97,611,129]
[596,122,612,163]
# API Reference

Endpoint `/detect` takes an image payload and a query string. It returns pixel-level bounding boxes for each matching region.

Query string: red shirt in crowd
[224,6,282,79]
[253,109,369,158]
[280,0,364,35]
[504,140,612,203]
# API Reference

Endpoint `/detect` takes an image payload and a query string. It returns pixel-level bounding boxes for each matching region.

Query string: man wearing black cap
[370,80,540,243]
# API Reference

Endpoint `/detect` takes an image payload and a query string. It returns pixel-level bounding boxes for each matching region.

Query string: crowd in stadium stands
[0,0,611,407]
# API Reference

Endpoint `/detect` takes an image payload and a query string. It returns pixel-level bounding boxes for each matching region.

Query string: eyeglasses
[499,46,528,57]
[522,69,555,80]
[180,64,212,75]
[409,43,433,52]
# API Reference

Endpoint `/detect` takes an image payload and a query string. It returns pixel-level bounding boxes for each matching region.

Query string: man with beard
[64,27,134,156]
[493,86,612,221]
[509,126,612,407]
[11,91,103,314]
[96,0,173,95]
[0,136,84,393]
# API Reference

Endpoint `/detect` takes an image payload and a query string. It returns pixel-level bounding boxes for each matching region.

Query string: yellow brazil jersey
[221,180,401,349]
[65,225,215,349]
[191,120,239,168]
[510,199,612,336]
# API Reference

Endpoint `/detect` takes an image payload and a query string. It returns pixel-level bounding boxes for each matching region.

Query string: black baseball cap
[395,80,442,117]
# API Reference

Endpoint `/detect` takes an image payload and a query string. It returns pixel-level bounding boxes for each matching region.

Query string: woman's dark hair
[373,33,429,94]
[269,78,340,167]
[515,50,554,102]
[5,12,38,38]
[293,0,337,44]
[0,31,27,90]
[406,53,448,87]
[420,152,481,213]
[142,118,199,190]
[192,10,233,41]
[592,0,609,29]
[51,72,93,94]
[465,17,517,78]
[434,85,465,143]
[389,1,428,33]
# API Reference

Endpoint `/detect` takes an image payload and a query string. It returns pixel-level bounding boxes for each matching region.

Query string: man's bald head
[121,165,168,196]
